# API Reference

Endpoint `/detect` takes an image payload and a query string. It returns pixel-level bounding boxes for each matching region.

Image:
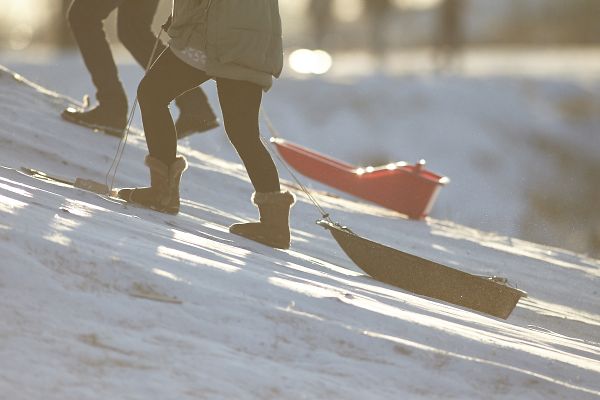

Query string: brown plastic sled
[318,220,526,319]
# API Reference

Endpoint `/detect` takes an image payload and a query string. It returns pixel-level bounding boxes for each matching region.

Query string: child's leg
[137,49,210,163]
[216,78,281,193]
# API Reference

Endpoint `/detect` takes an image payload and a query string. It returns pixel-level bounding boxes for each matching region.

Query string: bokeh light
[289,49,333,75]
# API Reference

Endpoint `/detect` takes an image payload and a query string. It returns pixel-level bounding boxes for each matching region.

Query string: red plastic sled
[271,138,449,219]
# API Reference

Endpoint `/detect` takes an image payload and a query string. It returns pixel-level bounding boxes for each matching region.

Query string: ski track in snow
[0,64,599,399]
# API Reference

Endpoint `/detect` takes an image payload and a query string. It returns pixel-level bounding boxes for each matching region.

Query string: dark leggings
[137,49,280,193]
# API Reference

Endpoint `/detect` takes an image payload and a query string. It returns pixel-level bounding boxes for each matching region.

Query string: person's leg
[218,78,294,249]
[62,0,128,133]
[216,78,280,193]
[116,0,164,68]
[117,49,210,213]
[67,0,127,108]
[174,89,219,138]
[137,49,210,164]
[118,0,218,137]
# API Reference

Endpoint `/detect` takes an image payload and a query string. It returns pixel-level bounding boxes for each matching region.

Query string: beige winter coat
[168,0,283,90]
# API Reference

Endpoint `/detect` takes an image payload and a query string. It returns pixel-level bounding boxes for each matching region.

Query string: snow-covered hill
[7,48,600,257]
[0,65,599,399]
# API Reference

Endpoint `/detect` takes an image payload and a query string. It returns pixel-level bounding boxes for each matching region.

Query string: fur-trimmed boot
[230,191,295,249]
[116,155,188,214]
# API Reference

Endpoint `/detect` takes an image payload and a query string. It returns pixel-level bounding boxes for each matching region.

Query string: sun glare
[392,0,443,10]
[289,49,333,75]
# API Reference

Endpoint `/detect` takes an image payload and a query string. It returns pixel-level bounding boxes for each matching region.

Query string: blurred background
[1,0,599,257]
[2,0,600,55]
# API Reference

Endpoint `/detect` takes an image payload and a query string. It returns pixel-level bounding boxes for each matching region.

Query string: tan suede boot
[229,191,295,249]
[117,155,188,214]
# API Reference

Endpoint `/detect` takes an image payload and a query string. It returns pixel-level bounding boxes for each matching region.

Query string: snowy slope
[5,50,600,257]
[0,65,599,399]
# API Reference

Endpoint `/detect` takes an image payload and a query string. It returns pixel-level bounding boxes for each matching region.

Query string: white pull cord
[260,108,332,222]
[104,27,165,193]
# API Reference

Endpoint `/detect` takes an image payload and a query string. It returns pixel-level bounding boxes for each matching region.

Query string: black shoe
[61,105,127,137]
[175,111,219,139]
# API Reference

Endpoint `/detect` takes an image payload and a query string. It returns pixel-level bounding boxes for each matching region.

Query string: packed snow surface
[0,64,598,399]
